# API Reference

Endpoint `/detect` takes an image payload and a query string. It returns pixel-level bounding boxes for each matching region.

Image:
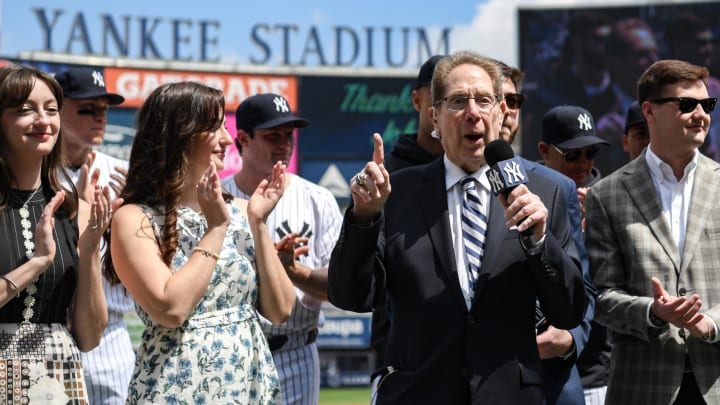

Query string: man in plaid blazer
[586,59,720,404]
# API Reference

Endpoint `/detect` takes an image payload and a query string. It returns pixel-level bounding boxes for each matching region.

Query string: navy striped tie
[461,177,487,295]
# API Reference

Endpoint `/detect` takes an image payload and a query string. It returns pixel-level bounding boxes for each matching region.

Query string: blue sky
[1,0,690,69]
[1,0,485,68]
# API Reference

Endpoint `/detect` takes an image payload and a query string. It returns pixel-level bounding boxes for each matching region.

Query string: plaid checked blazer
[586,152,720,404]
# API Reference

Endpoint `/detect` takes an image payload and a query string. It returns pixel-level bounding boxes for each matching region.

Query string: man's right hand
[350,133,391,223]
[650,277,705,329]
[109,166,128,197]
[75,151,99,203]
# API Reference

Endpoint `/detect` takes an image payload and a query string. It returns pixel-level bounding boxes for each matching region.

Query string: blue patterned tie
[461,177,487,295]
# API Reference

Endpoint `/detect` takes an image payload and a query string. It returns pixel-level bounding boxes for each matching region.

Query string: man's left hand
[536,326,574,359]
[499,184,547,243]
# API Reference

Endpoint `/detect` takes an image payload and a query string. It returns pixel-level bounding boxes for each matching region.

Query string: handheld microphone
[483,140,536,246]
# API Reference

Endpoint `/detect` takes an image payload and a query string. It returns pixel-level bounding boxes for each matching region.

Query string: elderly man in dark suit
[586,59,720,404]
[328,51,586,405]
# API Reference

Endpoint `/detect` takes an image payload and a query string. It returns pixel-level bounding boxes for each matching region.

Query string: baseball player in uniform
[223,93,343,404]
[55,68,136,404]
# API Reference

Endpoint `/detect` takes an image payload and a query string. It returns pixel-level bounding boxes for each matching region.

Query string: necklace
[9,187,42,322]
[11,187,42,259]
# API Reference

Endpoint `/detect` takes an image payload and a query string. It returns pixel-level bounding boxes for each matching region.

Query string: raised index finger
[372,133,384,165]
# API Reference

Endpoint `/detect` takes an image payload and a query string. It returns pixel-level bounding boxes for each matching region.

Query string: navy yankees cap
[542,105,608,149]
[416,55,445,90]
[54,68,124,105]
[235,93,310,133]
[624,101,646,133]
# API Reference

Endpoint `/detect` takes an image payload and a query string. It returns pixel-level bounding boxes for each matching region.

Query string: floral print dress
[127,203,280,405]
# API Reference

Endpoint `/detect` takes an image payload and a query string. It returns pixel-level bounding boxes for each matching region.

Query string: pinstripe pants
[273,342,320,405]
[584,386,607,405]
[80,321,135,404]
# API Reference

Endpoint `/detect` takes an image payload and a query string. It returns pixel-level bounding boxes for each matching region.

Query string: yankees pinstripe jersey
[222,173,343,335]
[64,151,136,405]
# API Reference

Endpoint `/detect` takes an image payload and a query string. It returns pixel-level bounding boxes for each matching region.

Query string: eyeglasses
[435,94,498,112]
[650,97,717,114]
[550,144,600,162]
[504,93,526,110]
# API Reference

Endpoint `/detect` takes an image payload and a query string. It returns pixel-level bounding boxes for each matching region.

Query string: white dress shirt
[646,146,696,253]
[444,155,491,310]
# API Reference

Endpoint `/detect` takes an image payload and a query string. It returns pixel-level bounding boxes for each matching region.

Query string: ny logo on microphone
[487,156,529,195]
[503,160,525,184]
[487,169,504,194]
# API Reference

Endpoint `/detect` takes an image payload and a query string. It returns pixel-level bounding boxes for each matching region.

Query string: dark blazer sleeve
[528,178,587,331]
[562,177,596,358]
[524,159,595,356]
[328,206,386,313]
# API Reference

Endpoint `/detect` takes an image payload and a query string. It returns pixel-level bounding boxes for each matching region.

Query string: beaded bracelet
[192,247,220,261]
[1,275,20,298]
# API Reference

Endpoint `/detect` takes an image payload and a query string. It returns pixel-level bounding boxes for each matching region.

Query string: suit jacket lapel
[681,156,720,273]
[418,159,468,311]
[624,157,680,272]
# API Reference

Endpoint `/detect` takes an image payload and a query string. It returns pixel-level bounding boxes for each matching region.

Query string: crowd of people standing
[0,38,718,405]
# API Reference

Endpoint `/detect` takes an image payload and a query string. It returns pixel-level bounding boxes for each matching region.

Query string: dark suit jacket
[329,158,586,405]
[524,158,597,405]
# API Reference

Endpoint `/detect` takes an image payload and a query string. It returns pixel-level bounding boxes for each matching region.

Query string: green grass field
[319,387,370,404]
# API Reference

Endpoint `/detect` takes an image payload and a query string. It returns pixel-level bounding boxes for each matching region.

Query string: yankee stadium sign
[30,7,451,67]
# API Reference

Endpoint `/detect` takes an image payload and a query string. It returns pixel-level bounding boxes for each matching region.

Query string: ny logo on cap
[92,71,106,88]
[273,96,290,113]
[577,113,593,131]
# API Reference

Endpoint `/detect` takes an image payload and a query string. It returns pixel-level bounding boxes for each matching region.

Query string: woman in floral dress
[104,82,296,404]
[0,65,115,404]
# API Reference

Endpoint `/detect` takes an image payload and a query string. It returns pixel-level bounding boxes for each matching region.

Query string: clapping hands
[248,161,289,225]
[197,161,231,229]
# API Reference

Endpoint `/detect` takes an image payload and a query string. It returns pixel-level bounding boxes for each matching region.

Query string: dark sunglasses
[550,144,600,162]
[505,93,525,110]
[651,97,717,114]
[77,107,109,116]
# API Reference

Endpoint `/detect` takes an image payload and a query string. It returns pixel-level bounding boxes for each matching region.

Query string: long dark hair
[104,81,225,284]
[0,64,77,217]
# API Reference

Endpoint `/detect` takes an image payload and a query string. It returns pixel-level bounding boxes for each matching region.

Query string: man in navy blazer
[497,61,596,405]
[328,51,586,404]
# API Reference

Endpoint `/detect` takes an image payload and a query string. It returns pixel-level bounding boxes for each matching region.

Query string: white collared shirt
[645,146,697,254]
[444,155,491,310]
[643,147,719,340]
